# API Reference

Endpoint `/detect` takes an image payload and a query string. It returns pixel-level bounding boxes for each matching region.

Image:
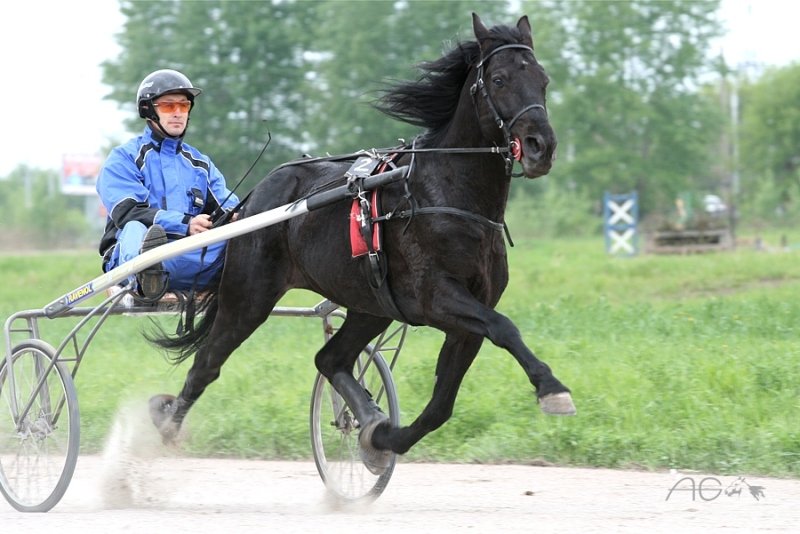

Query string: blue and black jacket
[96,125,239,257]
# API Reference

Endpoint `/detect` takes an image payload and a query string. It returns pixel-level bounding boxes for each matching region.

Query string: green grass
[1,239,798,476]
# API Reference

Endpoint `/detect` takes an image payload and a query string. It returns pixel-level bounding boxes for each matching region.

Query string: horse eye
[492,77,504,88]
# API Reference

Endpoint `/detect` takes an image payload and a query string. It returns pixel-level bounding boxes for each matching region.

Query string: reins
[368,43,547,244]
[373,146,509,156]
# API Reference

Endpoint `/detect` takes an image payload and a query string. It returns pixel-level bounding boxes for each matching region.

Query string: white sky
[0,0,797,177]
[0,2,126,177]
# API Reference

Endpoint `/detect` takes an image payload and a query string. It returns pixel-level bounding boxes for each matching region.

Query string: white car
[703,194,727,214]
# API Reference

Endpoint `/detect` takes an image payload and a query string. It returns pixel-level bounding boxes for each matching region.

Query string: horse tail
[145,285,220,366]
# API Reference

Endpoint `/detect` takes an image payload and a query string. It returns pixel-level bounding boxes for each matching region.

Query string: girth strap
[365,250,407,324]
[375,205,514,246]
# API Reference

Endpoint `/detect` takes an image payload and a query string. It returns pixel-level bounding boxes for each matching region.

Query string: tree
[100,0,729,233]
[305,1,511,153]
[0,168,91,249]
[737,63,800,225]
[104,0,320,191]
[521,0,726,217]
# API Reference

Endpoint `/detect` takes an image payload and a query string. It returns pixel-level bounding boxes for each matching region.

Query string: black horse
[150,13,575,471]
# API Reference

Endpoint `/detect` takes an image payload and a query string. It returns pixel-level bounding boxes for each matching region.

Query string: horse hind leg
[150,286,281,442]
[148,394,180,442]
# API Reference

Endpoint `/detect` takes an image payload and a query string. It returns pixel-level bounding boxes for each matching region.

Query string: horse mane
[374,23,527,145]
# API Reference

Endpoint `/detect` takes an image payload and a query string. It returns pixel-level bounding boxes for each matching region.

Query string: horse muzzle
[516,131,557,178]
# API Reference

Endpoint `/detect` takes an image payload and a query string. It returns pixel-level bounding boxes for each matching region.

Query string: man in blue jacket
[97,69,238,300]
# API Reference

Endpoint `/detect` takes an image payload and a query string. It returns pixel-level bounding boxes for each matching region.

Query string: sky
[0,0,798,178]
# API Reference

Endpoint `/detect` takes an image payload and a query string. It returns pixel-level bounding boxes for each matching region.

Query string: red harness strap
[349,156,397,257]
[349,189,381,257]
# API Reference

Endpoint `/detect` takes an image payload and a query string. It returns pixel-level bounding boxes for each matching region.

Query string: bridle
[470,43,547,175]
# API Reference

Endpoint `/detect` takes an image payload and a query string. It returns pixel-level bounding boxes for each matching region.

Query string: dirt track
[2,405,798,532]
[2,456,799,533]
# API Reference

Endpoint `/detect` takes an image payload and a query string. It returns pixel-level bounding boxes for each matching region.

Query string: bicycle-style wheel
[310,347,399,502]
[0,339,80,512]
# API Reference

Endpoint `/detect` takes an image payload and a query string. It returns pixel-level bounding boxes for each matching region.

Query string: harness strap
[377,206,503,232]
[366,251,407,323]
[351,159,410,324]
[375,206,514,247]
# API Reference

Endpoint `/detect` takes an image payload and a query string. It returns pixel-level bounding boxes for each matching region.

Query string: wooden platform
[645,228,733,254]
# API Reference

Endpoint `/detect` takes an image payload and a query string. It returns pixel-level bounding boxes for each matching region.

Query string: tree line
[3,0,798,248]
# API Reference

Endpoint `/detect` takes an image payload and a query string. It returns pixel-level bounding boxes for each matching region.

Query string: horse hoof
[539,392,577,416]
[358,417,392,476]
[149,394,180,443]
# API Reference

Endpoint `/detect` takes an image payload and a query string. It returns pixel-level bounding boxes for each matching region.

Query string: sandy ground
[2,404,799,533]
[2,457,799,533]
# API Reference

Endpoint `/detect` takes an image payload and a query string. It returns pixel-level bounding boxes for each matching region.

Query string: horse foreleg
[315,311,394,473]
[481,310,576,415]
[315,311,392,426]
[424,289,576,416]
[371,332,482,455]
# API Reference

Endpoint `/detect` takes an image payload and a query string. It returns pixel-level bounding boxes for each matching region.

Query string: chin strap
[148,118,188,140]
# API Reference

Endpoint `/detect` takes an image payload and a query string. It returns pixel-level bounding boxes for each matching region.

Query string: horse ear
[517,15,534,47]
[472,13,491,45]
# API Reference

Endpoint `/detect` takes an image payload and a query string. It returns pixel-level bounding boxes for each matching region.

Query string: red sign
[61,154,102,196]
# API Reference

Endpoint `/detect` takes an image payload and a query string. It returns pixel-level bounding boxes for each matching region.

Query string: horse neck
[420,78,512,221]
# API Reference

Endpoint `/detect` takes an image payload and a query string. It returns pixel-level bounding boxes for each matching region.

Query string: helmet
[136,69,202,119]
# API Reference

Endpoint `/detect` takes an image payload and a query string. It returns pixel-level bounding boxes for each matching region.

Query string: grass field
[1,236,798,476]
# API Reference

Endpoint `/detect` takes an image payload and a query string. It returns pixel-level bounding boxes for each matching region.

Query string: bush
[0,167,95,250]
[506,180,601,240]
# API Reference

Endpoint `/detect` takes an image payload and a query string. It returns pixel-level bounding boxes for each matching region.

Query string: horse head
[472,14,557,178]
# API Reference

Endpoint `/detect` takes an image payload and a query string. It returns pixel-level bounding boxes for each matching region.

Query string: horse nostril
[525,134,545,159]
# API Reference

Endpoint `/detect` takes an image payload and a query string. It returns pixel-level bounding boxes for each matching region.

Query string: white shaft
[44,200,309,315]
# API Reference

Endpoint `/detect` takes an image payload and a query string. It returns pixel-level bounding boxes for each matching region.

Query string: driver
[96,69,239,300]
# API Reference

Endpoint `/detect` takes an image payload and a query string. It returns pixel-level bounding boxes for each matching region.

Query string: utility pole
[729,72,739,245]
[24,168,32,209]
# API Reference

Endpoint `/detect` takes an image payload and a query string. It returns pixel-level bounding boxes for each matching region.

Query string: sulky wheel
[310,346,399,502]
[0,339,80,512]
